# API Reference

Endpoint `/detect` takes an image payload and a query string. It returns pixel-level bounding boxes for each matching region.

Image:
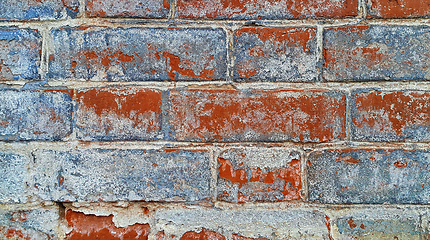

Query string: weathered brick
[0,207,59,239]
[217,148,302,203]
[351,89,430,142]
[155,207,331,239]
[87,0,170,18]
[334,209,422,239]
[0,152,31,203]
[323,26,430,81]
[0,29,41,80]
[66,210,150,240]
[48,27,227,81]
[0,89,72,141]
[0,0,79,20]
[308,149,430,204]
[76,87,163,141]
[233,27,319,81]
[367,0,430,18]
[177,0,358,19]
[32,148,211,202]
[168,89,345,142]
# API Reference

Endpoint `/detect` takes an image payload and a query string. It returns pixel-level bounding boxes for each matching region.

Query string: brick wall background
[1,0,430,239]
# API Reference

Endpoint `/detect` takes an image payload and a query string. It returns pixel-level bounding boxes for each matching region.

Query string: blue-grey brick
[0,207,59,239]
[308,149,430,204]
[0,29,41,80]
[155,207,331,239]
[0,152,31,203]
[32,148,211,202]
[0,90,72,141]
[323,25,430,81]
[0,0,79,21]
[334,208,422,239]
[48,27,227,81]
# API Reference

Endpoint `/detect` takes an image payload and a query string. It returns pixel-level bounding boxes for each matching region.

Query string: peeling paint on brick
[0,207,59,240]
[333,208,421,239]
[0,29,41,81]
[0,152,30,203]
[32,148,211,202]
[234,27,319,82]
[168,89,345,142]
[86,0,170,18]
[351,89,430,142]
[48,27,227,81]
[0,0,79,20]
[323,26,430,81]
[217,148,301,202]
[155,207,330,239]
[308,149,430,204]
[76,87,163,141]
[66,210,150,240]
[0,90,72,141]
[177,0,358,19]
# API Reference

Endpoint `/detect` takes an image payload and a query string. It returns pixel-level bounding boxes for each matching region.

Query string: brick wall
[1,0,430,239]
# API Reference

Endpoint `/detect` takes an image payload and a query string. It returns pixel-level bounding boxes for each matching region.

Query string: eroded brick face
[177,0,358,19]
[66,210,150,240]
[233,27,319,81]
[76,87,163,141]
[323,26,430,81]
[86,0,170,18]
[48,27,227,81]
[168,89,345,142]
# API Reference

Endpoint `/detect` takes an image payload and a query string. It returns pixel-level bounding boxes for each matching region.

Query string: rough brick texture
[48,27,227,81]
[323,26,430,81]
[0,207,59,239]
[3,0,430,238]
[0,152,31,203]
[32,148,210,202]
[0,29,41,80]
[308,149,430,204]
[0,89,72,141]
[234,27,319,81]
[177,0,358,19]
[155,207,331,239]
[217,148,302,202]
[66,210,150,240]
[334,209,422,239]
[76,87,163,141]
[168,89,345,142]
[351,89,430,142]
[367,0,430,18]
[0,0,79,20]
[86,0,170,18]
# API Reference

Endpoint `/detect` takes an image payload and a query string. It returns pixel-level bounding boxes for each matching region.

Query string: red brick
[351,89,430,141]
[367,0,430,18]
[66,210,150,240]
[76,87,162,141]
[86,0,170,18]
[168,89,345,142]
[177,0,358,19]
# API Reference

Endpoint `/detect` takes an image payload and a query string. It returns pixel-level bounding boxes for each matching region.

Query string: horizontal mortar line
[0,140,430,149]
[4,200,430,211]
[4,80,430,91]
[2,17,430,28]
